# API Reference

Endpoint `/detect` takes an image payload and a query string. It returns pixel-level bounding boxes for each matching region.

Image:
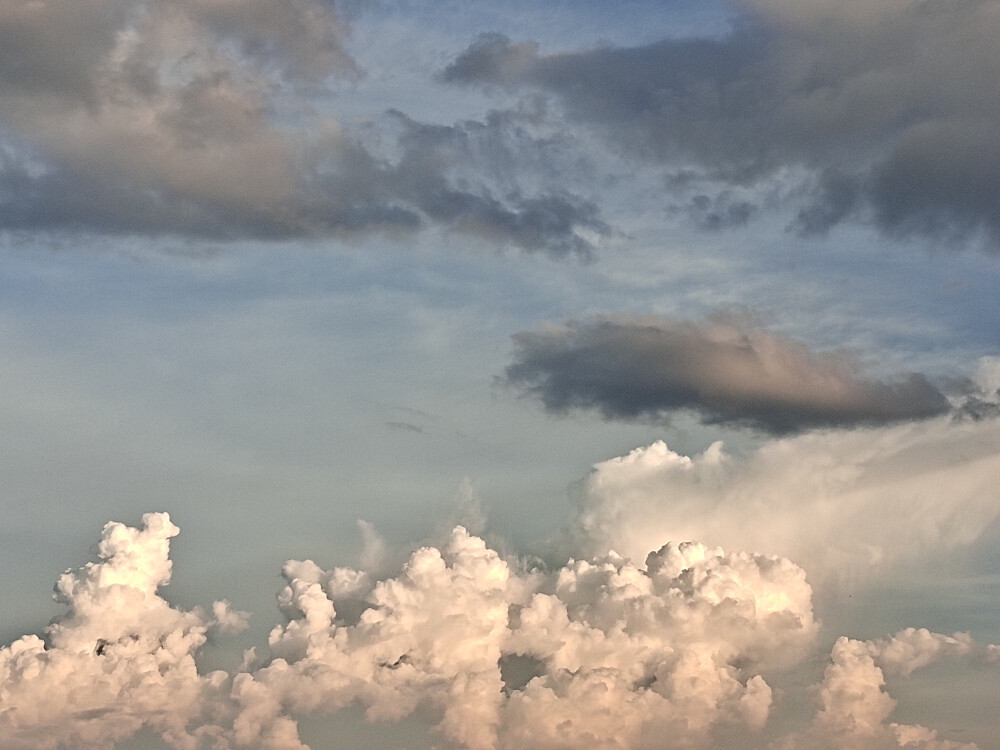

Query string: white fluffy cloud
[572,415,1000,584]
[1,506,993,749]
[0,512,246,750]
[779,631,979,750]
[228,523,819,749]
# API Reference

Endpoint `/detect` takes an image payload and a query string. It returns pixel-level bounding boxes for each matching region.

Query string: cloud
[1,510,995,748]
[225,525,819,749]
[443,1,1000,247]
[503,315,950,433]
[0,516,814,749]
[684,192,758,232]
[783,631,979,750]
[0,0,609,256]
[867,628,973,679]
[0,0,357,104]
[362,110,611,258]
[0,0,355,239]
[0,512,245,750]
[570,416,1000,584]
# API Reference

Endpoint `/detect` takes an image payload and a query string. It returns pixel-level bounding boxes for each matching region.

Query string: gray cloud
[871,119,1000,243]
[369,110,610,258]
[0,0,608,257]
[503,316,950,433]
[443,1,1000,247]
[791,170,862,237]
[0,0,128,103]
[684,191,758,232]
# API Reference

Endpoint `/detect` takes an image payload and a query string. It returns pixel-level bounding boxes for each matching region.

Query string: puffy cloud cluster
[236,526,514,750]
[0,512,246,749]
[233,526,816,749]
[444,0,1000,248]
[504,315,950,433]
[5,404,1000,750]
[497,542,812,749]
[0,514,823,749]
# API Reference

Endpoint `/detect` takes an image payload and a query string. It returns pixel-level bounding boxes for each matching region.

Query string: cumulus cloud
[236,529,815,749]
[571,416,1000,582]
[781,631,979,750]
[504,315,950,433]
[0,0,608,256]
[443,1,1000,247]
[867,628,973,678]
[1,511,994,749]
[0,512,245,749]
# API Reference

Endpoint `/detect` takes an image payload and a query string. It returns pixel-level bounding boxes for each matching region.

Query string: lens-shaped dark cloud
[504,316,950,433]
[444,0,1000,247]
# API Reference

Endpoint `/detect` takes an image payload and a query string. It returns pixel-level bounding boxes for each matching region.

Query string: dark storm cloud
[442,30,784,178]
[444,1,1000,247]
[414,187,606,258]
[871,119,1000,242]
[0,0,608,257]
[503,316,950,433]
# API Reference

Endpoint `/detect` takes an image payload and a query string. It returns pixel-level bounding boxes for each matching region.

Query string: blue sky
[1,1,999,748]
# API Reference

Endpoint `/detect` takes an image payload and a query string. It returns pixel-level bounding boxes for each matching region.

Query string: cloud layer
[0,0,608,256]
[504,316,950,433]
[444,0,1000,247]
[7,0,997,253]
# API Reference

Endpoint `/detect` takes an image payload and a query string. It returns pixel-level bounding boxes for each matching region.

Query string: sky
[1,1,999,748]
